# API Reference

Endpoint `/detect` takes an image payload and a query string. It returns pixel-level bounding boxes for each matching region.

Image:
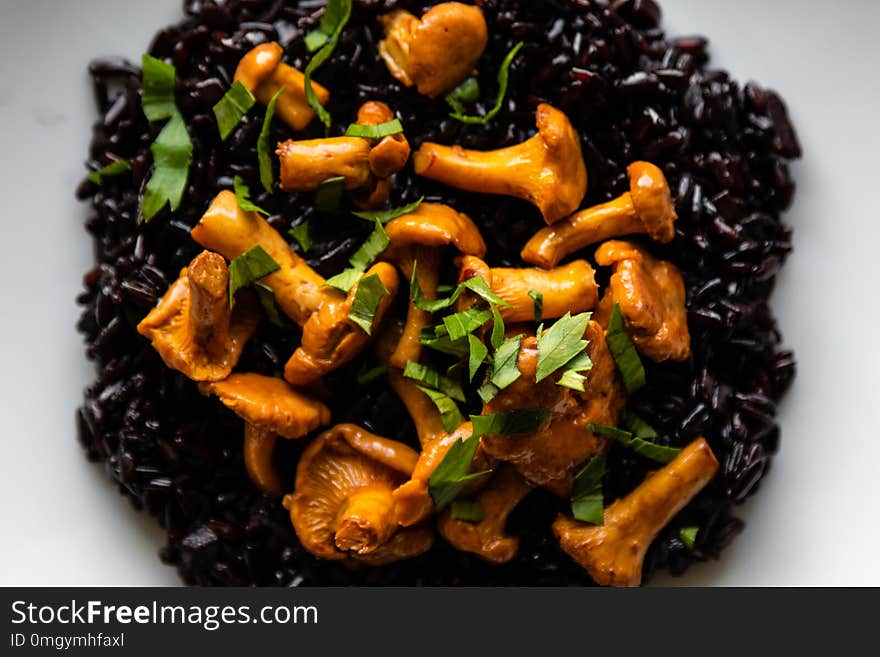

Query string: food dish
[74,0,800,586]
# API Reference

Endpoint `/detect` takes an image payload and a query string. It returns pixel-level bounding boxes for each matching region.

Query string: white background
[0,0,877,586]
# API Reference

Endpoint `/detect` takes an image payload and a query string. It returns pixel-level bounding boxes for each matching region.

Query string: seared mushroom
[480,322,625,496]
[595,240,690,362]
[378,3,488,98]
[137,251,259,382]
[521,161,676,268]
[192,192,397,385]
[277,101,411,209]
[284,423,433,563]
[456,255,598,323]
[200,373,332,494]
[383,203,486,368]
[285,262,399,386]
[191,190,330,325]
[413,104,587,224]
[553,438,719,587]
[234,42,329,131]
[437,464,533,564]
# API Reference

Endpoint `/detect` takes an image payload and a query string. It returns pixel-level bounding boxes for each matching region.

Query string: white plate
[0,0,877,586]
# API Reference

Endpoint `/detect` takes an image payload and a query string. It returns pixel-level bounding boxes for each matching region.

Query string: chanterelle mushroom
[137,250,259,382]
[595,240,691,362]
[413,104,587,224]
[191,190,330,326]
[437,464,533,564]
[553,438,719,587]
[277,101,411,209]
[284,423,433,563]
[383,203,487,368]
[283,262,399,386]
[200,373,332,494]
[378,3,488,98]
[480,322,625,496]
[521,161,677,268]
[456,255,598,324]
[233,42,329,131]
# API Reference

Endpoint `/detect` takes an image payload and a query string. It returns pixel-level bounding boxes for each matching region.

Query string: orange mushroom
[283,423,433,563]
[521,161,677,268]
[456,256,599,324]
[378,3,488,98]
[233,42,329,131]
[191,190,330,325]
[437,464,533,564]
[199,373,332,494]
[413,104,587,224]
[382,203,487,368]
[595,240,691,362]
[137,250,259,382]
[283,262,400,386]
[553,438,719,587]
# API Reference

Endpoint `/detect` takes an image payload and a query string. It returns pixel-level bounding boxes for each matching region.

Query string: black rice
[76,0,800,585]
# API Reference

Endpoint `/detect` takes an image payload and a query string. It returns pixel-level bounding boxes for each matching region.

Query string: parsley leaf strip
[535,311,592,383]
[348,273,389,335]
[213,80,255,140]
[257,86,283,193]
[448,42,523,125]
[233,176,268,216]
[227,246,281,304]
[606,302,647,394]
[570,453,606,525]
[140,111,193,223]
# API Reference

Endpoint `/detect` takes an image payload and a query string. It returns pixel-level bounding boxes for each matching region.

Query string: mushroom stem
[458,256,599,323]
[521,161,677,268]
[191,190,333,325]
[389,246,440,369]
[243,424,283,495]
[186,251,231,349]
[553,438,719,587]
[437,464,533,564]
[234,42,329,131]
[388,369,446,446]
[277,138,373,191]
[335,487,398,554]
[413,104,587,224]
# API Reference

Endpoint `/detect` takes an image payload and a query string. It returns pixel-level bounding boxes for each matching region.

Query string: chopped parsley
[257,86,283,193]
[587,420,681,464]
[427,433,490,512]
[212,80,255,140]
[347,273,389,335]
[344,119,403,139]
[448,42,523,125]
[89,159,131,185]
[227,245,281,304]
[140,112,193,223]
[570,453,606,525]
[528,290,543,322]
[140,54,176,121]
[288,222,311,253]
[352,197,424,224]
[535,311,592,383]
[450,499,484,523]
[303,0,352,129]
[679,526,699,550]
[233,176,268,216]
[314,176,346,213]
[606,302,647,394]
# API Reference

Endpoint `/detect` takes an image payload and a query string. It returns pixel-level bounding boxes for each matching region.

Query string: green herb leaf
[489,302,505,350]
[417,386,464,433]
[411,273,508,314]
[470,409,549,437]
[535,312,592,384]
[528,289,543,322]
[352,197,424,224]
[449,42,523,125]
[89,159,131,185]
[468,334,488,382]
[348,273,389,335]
[420,327,470,358]
[213,80,255,140]
[141,112,193,223]
[444,77,480,114]
[679,526,699,550]
[344,119,403,139]
[324,268,362,293]
[258,86,283,194]
[556,351,594,392]
[356,363,387,385]
[349,220,389,271]
[443,308,492,342]
[303,0,352,129]
[403,361,465,402]
[227,245,281,304]
[141,54,177,121]
[233,176,268,216]
[304,0,350,52]
[620,410,659,438]
[587,423,681,464]
[253,283,284,327]
[461,276,510,308]
[315,176,346,213]
[288,222,311,253]
[428,434,490,511]
[489,335,523,391]
[607,303,647,394]
[570,453,606,525]
[450,499,484,523]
